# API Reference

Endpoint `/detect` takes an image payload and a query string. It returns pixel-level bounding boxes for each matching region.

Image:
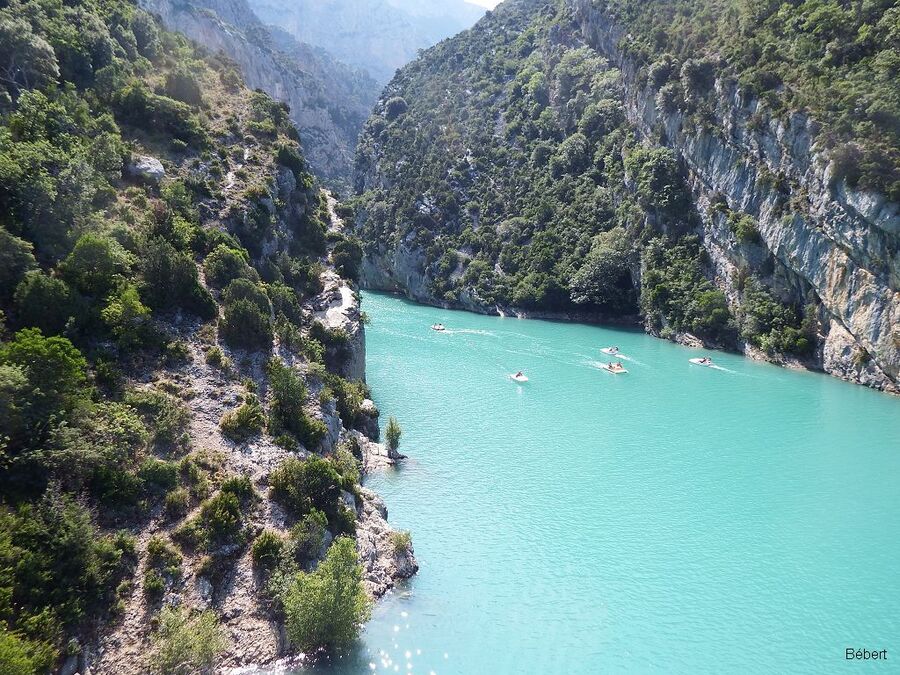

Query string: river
[293,291,899,674]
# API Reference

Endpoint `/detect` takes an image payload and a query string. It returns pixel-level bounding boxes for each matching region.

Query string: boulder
[126,155,166,183]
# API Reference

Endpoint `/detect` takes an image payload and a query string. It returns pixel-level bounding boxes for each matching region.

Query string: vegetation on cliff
[601,0,900,200]
[0,0,374,669]
[352,0,816,354]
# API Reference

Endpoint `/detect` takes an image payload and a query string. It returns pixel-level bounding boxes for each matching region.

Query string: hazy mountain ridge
[247,0,487,83]
[141,0,381,185]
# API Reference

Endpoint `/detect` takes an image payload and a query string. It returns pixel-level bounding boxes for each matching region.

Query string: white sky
[465,0,502,8]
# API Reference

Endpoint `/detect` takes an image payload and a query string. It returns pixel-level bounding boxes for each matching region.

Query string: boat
[601,363,628,374]
[689,357,714,367]
[599,346,621,356]
[510,372,529,382]
[431,323,446,332]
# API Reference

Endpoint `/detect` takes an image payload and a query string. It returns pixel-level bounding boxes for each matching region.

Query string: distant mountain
[247,0,487,84]
[141,0,381,186]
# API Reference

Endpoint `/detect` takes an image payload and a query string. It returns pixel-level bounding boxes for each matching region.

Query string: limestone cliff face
[570,0,898,392]
[140,0,380,185]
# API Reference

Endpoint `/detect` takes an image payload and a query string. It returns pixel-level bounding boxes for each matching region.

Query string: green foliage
[13,272,80,337]
[331,237,363,281]
[219,394,266,442]
[280,537,371,653]
[219,298,272,350]
[0,328,88,451]
[607,0,900,199]
[0,228,37,303]
[270,456,345,527]
[164,487,191,520]
[0,490,134,661]
[727,211,761,244]
[390,530,412,555]
[150,606,224,675]
[203,244,253,288]
[60,234,132,297]
[286,509,328,563]
[739,279,813,355]
[569,227,636,312]
[641,237,735,343]
[140,238,216,319]
[385,416,402,452]
[124,389,189,449]
[251,530,284,570]
[0,0,326,660]
[266,358,326,448]
[624,147,689,215]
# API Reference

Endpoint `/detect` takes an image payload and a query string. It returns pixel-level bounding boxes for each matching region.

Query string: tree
[140,238,216,319]
[60,233,132,297]
[0,13,60,94]
[569,227,635,312]
[0,228,36,302]
[385,416,401,453]
[13,271,79,336]
[282,537,371,652]
[219,298,272,350]
[0,328,88,447]
[270,456,342,520]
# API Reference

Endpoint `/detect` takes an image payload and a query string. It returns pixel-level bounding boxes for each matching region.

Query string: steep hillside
[0,0,413,672]
[247,0,486,84]
[140,0,381,186]
[351,0,898,392]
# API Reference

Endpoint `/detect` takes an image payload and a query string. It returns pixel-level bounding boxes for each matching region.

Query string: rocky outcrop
[125,154,166,183]
[312,270,366,381]
[140,0,379,184]
[570,0,898,392]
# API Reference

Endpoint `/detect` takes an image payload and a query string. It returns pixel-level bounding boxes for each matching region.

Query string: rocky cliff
[350,0,898,393]
[569,0,898,391]
[140,0,380,185]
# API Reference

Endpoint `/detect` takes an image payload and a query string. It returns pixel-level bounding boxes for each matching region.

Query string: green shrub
[727,212,761,244]
[164,487,190,519]
[203,244,253,288]
[197,492,243,545]
[219,298,272,350]
[286,509,328,562]
[390,530,412,555]
[251,530,284,569]
[140,238,217,319]
[280,537,371,652]
[124,389,189,448]
[385,417,402,453]
[220,473,255,501]
[60,233,132,297]
[138,458,180,491]
[150,607,225,675]
[13,272,80,336]
[146,535,182,577]
[269,456,342,523]
[266,358,326,448]
[143,568,166,600]
[219,394,265,441]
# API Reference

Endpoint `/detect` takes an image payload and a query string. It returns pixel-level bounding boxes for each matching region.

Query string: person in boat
[616,362,623,369]
[515,371,524,378]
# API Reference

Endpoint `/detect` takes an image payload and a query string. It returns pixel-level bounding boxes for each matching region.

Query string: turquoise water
[300,292,899,674]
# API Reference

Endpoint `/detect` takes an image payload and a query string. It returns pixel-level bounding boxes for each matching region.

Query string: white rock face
[569,0,898,392]
[126,154,165,182]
